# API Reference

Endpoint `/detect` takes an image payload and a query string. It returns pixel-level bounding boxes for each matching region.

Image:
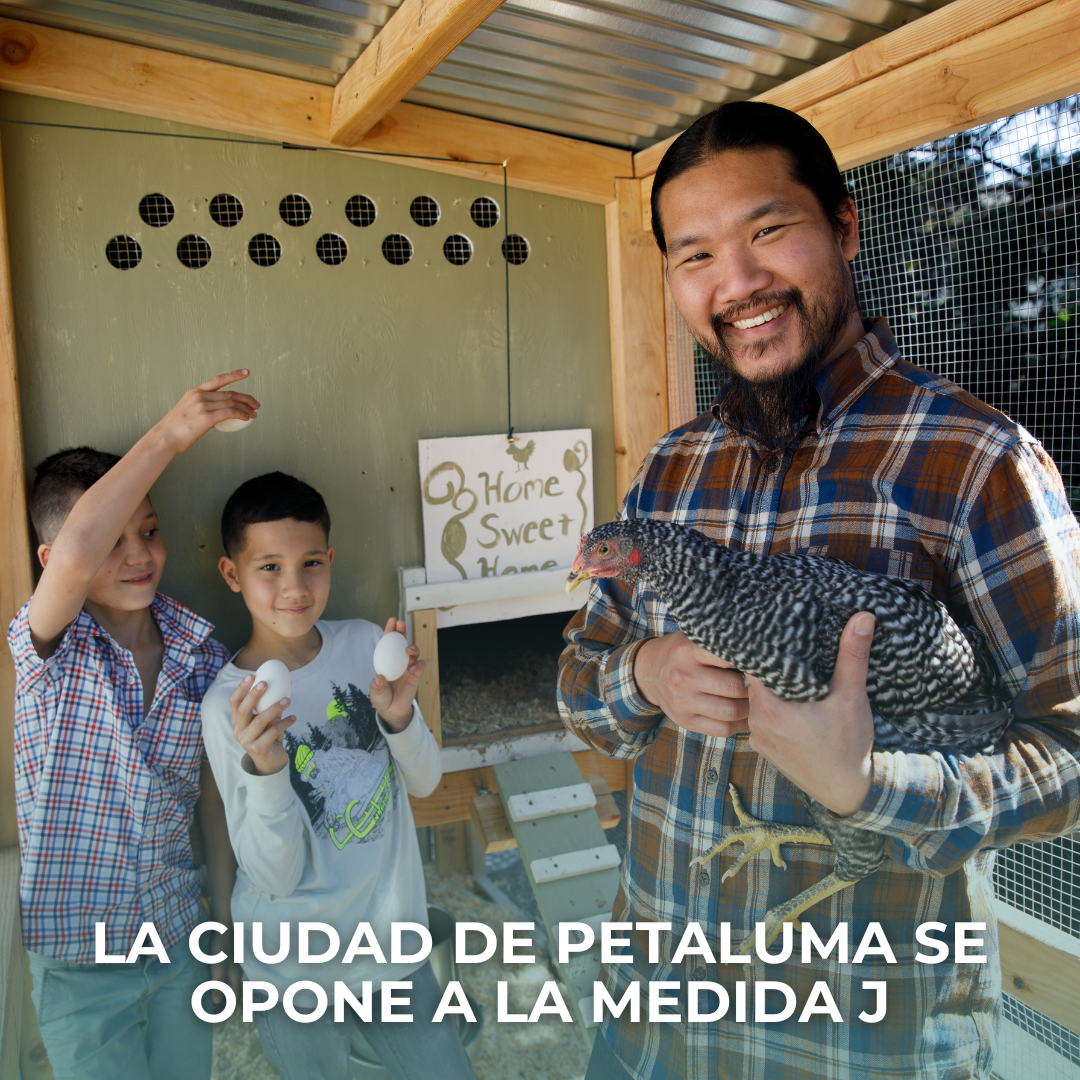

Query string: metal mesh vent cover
[248,233,281,267]
[470,197,500,228]
[346,194,376,228]
[410,195,440,227]
[443,234,473,265]
[138,194,174,228]
[105,235,142,270]
[209,194,243,228]
[176,235,211,269]
[316,233,348,265]
[279,193,312,227]
[502,234,529,265]
[382,233,413,265]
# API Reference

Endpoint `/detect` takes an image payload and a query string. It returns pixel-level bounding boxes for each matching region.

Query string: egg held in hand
[253,658,292,712]
[373,631,410,682]
[214,417,254,433]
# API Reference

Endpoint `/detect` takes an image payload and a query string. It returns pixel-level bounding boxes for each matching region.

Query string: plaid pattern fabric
[9,594,229,961]
[558,320,1080,1079]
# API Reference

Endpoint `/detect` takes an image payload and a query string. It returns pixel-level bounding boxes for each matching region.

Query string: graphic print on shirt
[281,682,396,849]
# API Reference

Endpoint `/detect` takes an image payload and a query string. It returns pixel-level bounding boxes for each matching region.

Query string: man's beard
[696,260,858,455]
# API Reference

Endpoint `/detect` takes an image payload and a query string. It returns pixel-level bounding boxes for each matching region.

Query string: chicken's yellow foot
[690,783,831,883]
[739,871,861,952]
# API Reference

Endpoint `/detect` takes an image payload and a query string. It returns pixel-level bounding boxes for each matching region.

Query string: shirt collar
[810,317,899,432]
[68,593,215,654]
[709,317,900,437]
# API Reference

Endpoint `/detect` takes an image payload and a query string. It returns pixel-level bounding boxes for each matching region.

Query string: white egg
[252,658,292,713]
[215,417,254,433]
[373,631,410,682]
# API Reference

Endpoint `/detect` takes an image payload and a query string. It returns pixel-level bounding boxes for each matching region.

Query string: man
[557,101,1080,1079]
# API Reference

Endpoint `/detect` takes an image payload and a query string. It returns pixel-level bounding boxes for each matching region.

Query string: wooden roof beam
[329,0,507,147]
[0,17,629,204]
[633,0,1059,179]
[636,0,1080,228]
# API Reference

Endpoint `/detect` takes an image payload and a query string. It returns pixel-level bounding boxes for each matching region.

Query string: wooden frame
[0,130,32,852]
[329,0,507,146]
[1,0,1079,1047]
[0,17,629,205]
[0,128,34,1079]
[636,0,1080,228]
[606,178,668,501]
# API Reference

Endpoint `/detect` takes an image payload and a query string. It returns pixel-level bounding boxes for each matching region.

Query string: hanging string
[503,162,514,443]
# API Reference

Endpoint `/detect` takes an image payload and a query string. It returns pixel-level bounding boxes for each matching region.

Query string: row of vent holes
[106,232,530,269]
[138,193,501,231]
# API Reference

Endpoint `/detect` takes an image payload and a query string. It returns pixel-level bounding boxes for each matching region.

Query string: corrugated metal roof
[1,0,954,147]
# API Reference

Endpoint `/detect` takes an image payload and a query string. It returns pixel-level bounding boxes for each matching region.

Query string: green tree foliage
[848,98,1078,509]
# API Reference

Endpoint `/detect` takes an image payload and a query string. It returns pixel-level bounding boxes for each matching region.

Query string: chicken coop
[0,0,1078,1075]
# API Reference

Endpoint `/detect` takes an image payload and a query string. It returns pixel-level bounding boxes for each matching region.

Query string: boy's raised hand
[151,369,260,455]
[29,369,261,653]
[230,674,296,776]
[370,617,425,733]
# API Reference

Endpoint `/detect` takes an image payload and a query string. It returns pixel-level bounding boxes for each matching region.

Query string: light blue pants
[27,939,212,1080]
[255,960,477,1080]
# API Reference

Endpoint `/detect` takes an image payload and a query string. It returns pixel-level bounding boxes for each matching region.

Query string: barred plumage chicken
[566,518,1013,945]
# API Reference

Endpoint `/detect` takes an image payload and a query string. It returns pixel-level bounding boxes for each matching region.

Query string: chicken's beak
[566,556,591,593]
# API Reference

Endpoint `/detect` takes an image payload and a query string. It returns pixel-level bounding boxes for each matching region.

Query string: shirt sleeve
[377,702,442,799]
[557,478,667,760]
[846,440,1080,874]
[200,687,307,898]
[7,601,72,698]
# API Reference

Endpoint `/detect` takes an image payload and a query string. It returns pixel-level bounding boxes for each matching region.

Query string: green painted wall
[2,93,615,651]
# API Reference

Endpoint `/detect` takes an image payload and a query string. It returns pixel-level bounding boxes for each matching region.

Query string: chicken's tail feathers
[873,703,1013,754]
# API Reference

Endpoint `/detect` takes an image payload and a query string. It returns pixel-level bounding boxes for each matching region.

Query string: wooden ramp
[489,752,622,1036]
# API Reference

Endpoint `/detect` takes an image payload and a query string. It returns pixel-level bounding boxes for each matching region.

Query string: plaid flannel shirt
[9,593,229,962]
[558,320,1080,1079]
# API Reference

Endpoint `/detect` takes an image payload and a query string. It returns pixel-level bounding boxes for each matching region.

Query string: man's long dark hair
[650,101,851,254]
[651,102,862,457]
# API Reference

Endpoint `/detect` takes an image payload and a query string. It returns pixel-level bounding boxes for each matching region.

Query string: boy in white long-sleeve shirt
[200,471,476,1080]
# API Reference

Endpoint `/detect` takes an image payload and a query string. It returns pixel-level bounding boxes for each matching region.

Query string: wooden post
[605,177,668,502]
[411,608,441,747]
[433,820,468,876]
[0,130,39,1080]
[0,130,32,849]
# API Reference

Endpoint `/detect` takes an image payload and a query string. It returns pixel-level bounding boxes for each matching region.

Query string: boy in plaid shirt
[9,370,258,1080]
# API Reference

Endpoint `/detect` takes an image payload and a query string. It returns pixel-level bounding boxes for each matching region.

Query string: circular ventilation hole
[443,234,473,266]
[177,235,211,269]
[345,194,376,228]
[139,193,174,228]
[248,233,282,267]
[501,234,529,265]
[409,196,440,227]
[209,193,243,227]
[105,235,142,270]
[470,197,500,228]
[279,193,312,227]
[316,233,348,266]
[381,234,413,266]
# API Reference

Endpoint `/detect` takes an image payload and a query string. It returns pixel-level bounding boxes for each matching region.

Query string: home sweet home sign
[418,429,594,584]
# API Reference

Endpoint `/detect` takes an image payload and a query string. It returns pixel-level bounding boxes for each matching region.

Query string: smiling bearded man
[557,101,1080,1080]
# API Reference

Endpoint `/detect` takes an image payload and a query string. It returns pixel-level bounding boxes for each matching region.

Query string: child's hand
[230,673,295,776]
[370,617,424,733]
[152,370,260,455]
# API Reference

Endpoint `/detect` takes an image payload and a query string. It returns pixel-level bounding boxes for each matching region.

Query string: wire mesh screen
[848,97,1079,511]
[994,834,1080,938]
[663,96,1080,1078]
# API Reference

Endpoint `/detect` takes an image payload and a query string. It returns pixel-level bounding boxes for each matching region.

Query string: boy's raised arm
[28,370,259,652]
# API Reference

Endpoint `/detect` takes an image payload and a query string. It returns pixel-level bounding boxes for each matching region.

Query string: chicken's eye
[596,543,611,557]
